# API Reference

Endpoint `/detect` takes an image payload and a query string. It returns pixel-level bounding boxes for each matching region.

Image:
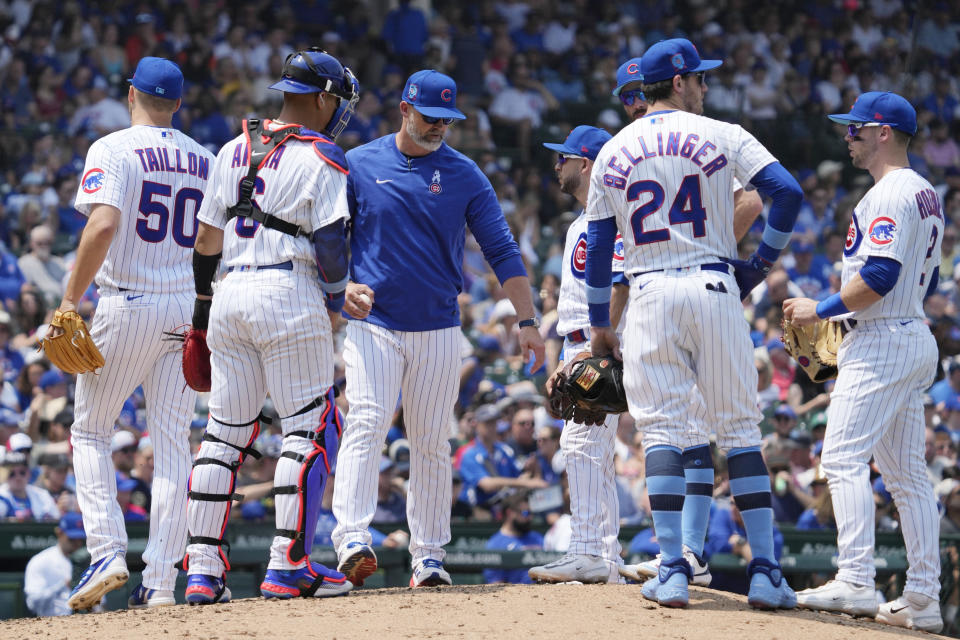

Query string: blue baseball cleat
[261,562,352,599]
[68,551,129,611]
[185,573,231,605]
[747,558,797,610]
[128,583,175,609]
[641,557,691,608]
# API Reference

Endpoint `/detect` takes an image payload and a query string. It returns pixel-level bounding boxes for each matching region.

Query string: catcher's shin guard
[184,415,264,572]
[274,387,343,565]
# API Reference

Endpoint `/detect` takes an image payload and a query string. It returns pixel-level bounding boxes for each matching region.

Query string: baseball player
[182,49,358,604]
[585,39,802,609]
[527,125,626,584]
[784,92,944,633]
[52,57,214,611]
[331,69,545,588]
[612,55,763,587]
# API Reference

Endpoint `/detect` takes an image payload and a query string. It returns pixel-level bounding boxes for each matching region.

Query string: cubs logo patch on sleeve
[613,233,625,262]
[844,211,863,257]
[82,168,106,193]
[868,216,896,245]
[571,233,587,279]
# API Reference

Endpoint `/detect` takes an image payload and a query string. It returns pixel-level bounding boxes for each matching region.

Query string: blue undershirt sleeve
[925,266,940,299]
[586,218,618,327]
[748,163,803,263]
[859,255,901,297]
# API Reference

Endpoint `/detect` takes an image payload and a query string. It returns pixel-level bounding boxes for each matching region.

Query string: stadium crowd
[1,0,960,618]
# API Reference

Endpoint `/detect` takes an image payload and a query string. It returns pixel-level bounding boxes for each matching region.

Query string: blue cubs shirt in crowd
[342,134,526,331]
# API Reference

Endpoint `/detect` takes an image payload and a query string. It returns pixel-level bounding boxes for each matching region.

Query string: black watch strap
[518,317,538,328]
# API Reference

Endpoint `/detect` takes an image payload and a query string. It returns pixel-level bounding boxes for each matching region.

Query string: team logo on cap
[869,216,896,245]
[82,168,105,193]
[430,169,442,194]
[407,84,419,101]
[671,53,686,71]
[627,63,639,75]
[440,88,452,102]
[571,233,587,279]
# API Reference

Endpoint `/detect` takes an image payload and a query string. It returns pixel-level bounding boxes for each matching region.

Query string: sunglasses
[7,467,28,477]
[847,122,882,138]
[515,420,534,426]
[683,72,706,85]
[620,89,644,106]
[118,446,137,454]
[419,111,455,126]
[557,153,585,166]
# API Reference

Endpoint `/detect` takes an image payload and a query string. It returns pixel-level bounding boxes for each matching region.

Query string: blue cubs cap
[59,512,86,539]
[543,125,613,162]
[128,57,183,100]
[39,369,66,390]
[774,404,796,420]
[828,91,917,136]
[116,472,138,492]
[402,69,466,120]
[640,38,722,84]
[612,57,644,97]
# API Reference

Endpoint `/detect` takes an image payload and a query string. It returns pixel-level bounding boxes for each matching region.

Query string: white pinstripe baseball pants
[621,269,762,452]
[332,320,461,566]
[824,318,940,598]
[71,290,196,592]
[560,339,622,569]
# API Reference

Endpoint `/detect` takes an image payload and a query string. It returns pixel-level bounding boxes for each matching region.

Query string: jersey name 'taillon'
[74,125,214,294]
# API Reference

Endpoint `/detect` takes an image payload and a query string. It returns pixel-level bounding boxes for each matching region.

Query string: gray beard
[406,118,443,152]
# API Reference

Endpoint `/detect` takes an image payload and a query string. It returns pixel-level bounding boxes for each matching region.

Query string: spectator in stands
[0,451,59,520]
[10,287,48,352]
[34,453,76,514]
[921,75,959,125]
[110,429,138,476]
[17,226,65,307]
[116,472,147,522]
[796,473,835,531]
[787,242,831,301]
[505,407,537,462]
[488,54,558,162]
[930,360,960,407]
[765,440,812,524]
[24,511,86,617]
[381,0,428,71]
[0,310,24,383]
[0,244,25,310]
[941,482,960,535]
[764,405,797,445]
[459,403,547,513]
[532,424,562,486]
[130,440,153,515]
[917,4,960,62]
[373,457,407,525]
[705,501,784,593]
[484,491,542,584]
[923,119,960,183]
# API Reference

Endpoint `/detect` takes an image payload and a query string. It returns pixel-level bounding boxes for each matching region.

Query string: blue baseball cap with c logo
[128,56,183,100]
[402,70,466,120]
[612,57,644,97]
[640,38,722,84]
[543,125,613,162]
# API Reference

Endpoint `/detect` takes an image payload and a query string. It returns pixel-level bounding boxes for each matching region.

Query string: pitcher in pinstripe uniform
[584,39,802,609]
[785,92,944,634]
[331,70,545,588]
[527,126,627,584]
[53,57,214,611]
[182,49,358,604]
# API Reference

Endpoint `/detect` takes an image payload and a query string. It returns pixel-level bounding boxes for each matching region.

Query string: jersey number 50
[628,174,706,245]
[136,181,204,247]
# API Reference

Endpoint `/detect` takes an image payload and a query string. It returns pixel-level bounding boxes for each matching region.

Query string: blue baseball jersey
[339,134,526,331]
[458,439,521,506]
[483,530,544,584]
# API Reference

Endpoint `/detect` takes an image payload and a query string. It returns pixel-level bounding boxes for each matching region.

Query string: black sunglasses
[418,111,454,126]
[683,71,706,85]
[620,89,644,106]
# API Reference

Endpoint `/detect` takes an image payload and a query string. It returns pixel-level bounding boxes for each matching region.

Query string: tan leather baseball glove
[41,310,104,374]
[781,318,841,383]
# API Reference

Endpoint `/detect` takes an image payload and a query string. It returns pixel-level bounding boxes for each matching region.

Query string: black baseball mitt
[546,353,628,426]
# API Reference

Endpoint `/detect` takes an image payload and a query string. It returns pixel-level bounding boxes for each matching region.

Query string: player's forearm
[733,189,763,242]
[816,273,884,318]
[194,222,224,256]
[500,275,537,321]
[62,204,120,305]
[610,283,629,328]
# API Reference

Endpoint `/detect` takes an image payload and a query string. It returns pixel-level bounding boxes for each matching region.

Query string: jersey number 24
[628,174,706,245]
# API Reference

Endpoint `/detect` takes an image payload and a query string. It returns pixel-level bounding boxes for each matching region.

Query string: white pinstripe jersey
[586,110,776,272]
[74,125,214,293]
[840,168,943,321]
[555,211,625,336]
[196,122,349,269]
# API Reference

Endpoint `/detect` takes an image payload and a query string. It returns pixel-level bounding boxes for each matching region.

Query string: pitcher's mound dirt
[0,584,943,639]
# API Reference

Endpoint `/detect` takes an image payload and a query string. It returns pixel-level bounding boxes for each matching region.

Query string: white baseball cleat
[876,593,943,633]
[620,548,712,586]
[68,551,129,611]
[128,583,176,609]
[796,579,878,617]
[409,558,452,587]
[528,553,610,584]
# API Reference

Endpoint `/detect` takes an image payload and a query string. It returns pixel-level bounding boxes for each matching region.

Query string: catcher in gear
[546,352,628,426]
[42,310,104,374]
[781,318,841,383]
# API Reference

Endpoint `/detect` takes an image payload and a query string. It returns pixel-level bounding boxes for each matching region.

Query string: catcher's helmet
[269,48,359,139]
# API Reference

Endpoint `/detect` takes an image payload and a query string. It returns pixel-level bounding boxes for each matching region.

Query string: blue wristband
[815,293,849,319]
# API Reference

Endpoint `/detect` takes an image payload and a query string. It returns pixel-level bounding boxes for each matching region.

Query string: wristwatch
[518,317,540,329]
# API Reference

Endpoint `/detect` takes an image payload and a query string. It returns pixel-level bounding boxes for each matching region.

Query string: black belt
[632,262,729,278]
[840,318,857,336]
[227,260,293,273]
[565,329,588,344]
